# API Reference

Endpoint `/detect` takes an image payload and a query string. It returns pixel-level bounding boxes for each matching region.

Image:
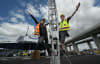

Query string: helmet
[60,14,65,17]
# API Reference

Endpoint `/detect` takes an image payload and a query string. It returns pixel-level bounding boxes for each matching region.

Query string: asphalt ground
[0,55,100,64]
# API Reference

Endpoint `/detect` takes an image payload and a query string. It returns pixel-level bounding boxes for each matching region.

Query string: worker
[59,2,80,51]
[27,11,50,56]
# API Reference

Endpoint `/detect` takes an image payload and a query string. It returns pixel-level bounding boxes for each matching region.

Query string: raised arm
[26,11,39,24]
[69,2,80,19]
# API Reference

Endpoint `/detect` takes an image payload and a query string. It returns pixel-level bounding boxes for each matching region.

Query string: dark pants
[37,36,51,55]
[59,31,69,43]
[38,36,48,44]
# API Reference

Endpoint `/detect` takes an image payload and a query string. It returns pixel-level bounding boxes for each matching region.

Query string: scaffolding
[48,0,60,64]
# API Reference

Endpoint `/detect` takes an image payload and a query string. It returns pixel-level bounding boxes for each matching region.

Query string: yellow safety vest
[59,19,70,31]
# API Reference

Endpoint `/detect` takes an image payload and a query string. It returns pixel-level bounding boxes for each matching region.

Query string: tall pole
[48,0,60,64]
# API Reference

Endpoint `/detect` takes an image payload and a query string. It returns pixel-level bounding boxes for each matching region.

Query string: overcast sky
[56,0,100,37]
[55,0,100,50]
[0,0,100,50]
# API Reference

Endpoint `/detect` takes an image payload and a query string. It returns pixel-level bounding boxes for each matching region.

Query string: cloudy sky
[0,0,48,41]
[56,0,100,37]
[55,0,100,50]
[0,0,100,50]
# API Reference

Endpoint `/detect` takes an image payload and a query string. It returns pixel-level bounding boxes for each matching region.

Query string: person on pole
[27,11,50,56]
[59,2,80,51]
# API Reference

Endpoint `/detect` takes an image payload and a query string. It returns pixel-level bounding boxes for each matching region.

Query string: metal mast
[48,0,60,64]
